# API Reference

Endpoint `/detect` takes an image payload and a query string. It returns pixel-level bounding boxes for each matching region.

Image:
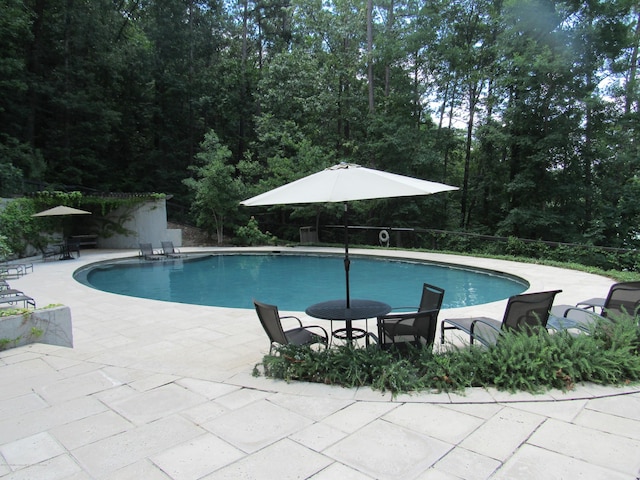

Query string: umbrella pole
[344,203,350,309]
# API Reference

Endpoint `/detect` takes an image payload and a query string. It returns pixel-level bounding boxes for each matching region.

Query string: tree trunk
[367,0,374,113]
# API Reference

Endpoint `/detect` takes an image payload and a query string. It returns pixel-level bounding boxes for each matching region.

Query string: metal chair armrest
[304,324,329,342]
[469,317,501,346]
[280,315,303,327]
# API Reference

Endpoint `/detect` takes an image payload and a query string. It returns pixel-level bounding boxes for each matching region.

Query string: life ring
[379,229,390,246]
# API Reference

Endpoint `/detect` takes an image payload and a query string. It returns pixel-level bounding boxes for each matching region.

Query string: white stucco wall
[98,198,182,250]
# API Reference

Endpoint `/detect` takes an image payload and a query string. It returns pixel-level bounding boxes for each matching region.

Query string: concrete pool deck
[1,247,639,479]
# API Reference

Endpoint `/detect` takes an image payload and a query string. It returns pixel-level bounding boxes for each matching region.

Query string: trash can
[299,227,318,244]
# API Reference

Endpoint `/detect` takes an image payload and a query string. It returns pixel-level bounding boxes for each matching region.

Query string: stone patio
[1,247,639,479]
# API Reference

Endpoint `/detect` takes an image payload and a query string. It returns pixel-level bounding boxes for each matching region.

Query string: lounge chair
[441,290,562,347]
[549,282,640,332]
[254,300,328,354]
[373,283,445,350]
[0,289,36,309]
[161,241,183,258]
[0,263,27,279]
[139,243,163,261]
[1,261,33,275]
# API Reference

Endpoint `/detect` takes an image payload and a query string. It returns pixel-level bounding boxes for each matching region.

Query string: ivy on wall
[0,192,165,257]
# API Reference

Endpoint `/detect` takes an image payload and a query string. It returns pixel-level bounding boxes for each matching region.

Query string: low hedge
[254,314,640,395]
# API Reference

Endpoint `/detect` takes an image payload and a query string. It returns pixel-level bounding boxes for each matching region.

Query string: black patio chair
[373,283,444,350]
[550,282,640,332]
[139,243,163,261]
[376,309,440,350]
[161,241,183,258]
[253,300,328,354]
[441,290,562,347]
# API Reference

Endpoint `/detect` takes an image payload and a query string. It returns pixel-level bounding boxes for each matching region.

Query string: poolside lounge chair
[254,300,328,354]
[1,261,33,275]
[139,243,163,261]
[441,290,562,347]
[0,263,27,279]
[549,282,640,332]
[374,283,445,350]
[0,289,36,309]
[161,241,183,258]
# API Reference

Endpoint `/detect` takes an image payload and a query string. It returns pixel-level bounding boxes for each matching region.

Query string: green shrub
[255,314,640,396]
[235,216,277,246]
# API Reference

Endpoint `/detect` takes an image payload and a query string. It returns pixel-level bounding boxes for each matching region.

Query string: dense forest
[1,0,639,248]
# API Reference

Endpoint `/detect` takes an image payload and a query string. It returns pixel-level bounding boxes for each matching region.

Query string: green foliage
[183,131,244,244]
[257,315,640,396]
[0,198,46,255]
[417,230,640,274]
[0,0,639,253]
[235,217,276,246]
[0,307,28,318]
[0,235,11,259]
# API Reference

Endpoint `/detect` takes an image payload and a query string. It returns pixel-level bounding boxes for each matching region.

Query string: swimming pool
[74,253,528,311]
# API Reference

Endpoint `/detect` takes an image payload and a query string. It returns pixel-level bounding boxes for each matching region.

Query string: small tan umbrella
[32,206,92,259]
[32,206,91,217]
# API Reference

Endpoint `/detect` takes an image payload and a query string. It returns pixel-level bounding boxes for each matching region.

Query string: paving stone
[0,392,49,421]
[432,446,501,480]
[459,406,544,461]
[203,400,313,453]
[50,410,132,450]
[289,421,349,452]
[528,418,640,476]
[440,402,503,420]
[0,454,82,480]
[573,408,640,440]
[106,383,207,424]
[321,401,399,433]
[201,438,331,479]
[308,462,375,479]
[176,378,241,399]
[213,386,271,410]
[267,391,354,421]
[103,459,171,480]
[507,398,588,422]
[324,419,452,480]
[413,468,465,479]
[492,444,631,479]
[71,415,204,477]
[36,369,124,403]
[585,393,640,422]
[383,403,485,444]
[0,432,65,470]
[150,433,244,480]
[0,396,107,444]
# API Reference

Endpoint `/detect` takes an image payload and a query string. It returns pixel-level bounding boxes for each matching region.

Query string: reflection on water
[76,254,528,311]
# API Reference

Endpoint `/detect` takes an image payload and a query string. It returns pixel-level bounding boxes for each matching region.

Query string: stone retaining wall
[0,306,73,350]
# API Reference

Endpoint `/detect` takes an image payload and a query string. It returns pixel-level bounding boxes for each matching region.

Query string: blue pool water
[74,253,528,311]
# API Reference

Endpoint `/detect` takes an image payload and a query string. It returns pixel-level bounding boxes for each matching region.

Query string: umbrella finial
[328,162,360,171]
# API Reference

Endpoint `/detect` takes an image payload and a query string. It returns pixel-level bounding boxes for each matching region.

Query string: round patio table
[305,299,391,343]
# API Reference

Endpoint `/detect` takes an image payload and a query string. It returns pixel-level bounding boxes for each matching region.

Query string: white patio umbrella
[241,162,458,307]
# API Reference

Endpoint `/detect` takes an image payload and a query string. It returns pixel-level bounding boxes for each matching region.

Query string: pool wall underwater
[74,250,529,311]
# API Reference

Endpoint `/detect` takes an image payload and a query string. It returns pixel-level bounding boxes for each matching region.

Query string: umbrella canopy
[32,206,91,217]
[241,162,458,206]
[241,163,458,307]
